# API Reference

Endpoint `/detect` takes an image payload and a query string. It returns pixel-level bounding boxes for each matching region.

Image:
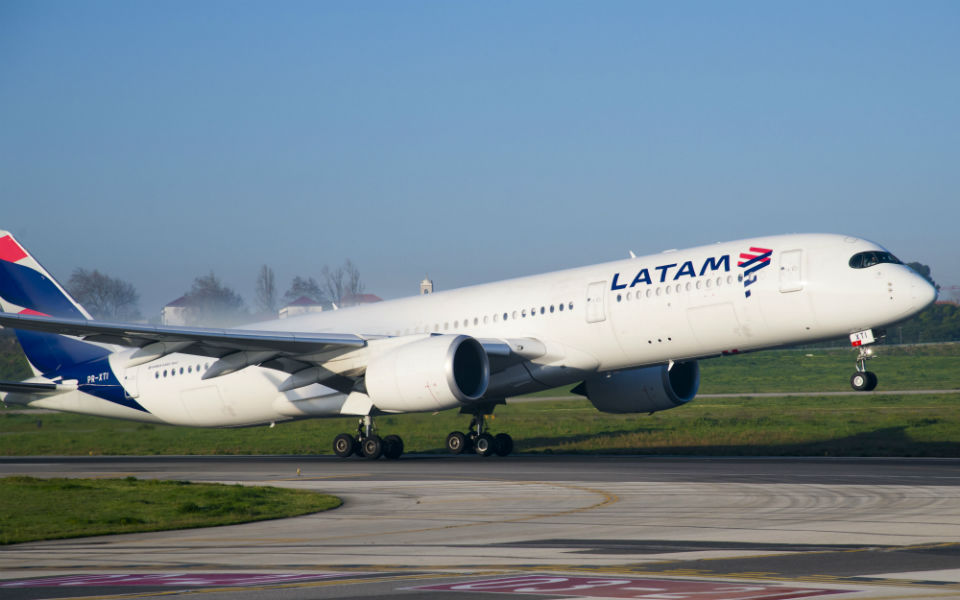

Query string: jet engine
[575,361,699,414]
[364,334,489,413]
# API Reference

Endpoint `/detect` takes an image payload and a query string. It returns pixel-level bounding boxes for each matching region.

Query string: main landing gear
[445,412,513,457]
[333,416,404,460]
[849,329,882,392]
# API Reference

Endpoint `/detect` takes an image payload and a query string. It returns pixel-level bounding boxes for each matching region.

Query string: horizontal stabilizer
[0,380,77,396]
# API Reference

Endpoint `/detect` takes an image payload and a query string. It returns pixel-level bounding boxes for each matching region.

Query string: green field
[1,344,959,457]
[0,476,341,545]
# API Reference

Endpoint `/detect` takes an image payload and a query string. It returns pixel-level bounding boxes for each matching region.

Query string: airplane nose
[911,277,938,311]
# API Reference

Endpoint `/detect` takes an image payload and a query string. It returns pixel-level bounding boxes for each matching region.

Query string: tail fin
[0,231,108,377]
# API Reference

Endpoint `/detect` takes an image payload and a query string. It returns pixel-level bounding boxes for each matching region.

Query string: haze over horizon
[2,1,957,318]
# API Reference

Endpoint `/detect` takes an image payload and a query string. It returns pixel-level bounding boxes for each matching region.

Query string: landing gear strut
[849,330,881,392]
[446,411,513,457]
[332,415,404,460]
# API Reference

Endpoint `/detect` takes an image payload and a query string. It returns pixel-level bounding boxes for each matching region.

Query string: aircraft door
[779,249,804,293]
[585,281,606,323]
[122,366,140,399]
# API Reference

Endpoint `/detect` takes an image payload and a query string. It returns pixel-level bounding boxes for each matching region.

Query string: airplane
[0,231,937,459]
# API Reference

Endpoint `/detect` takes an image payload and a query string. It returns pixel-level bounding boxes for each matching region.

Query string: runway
[2,455,960,599]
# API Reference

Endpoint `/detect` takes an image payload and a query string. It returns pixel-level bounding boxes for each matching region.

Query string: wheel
[850,372,870,391]
[383,435,404,459]
[361,435,383,459]
[864,371,878,391]
[494,433,513,457]
[446,431,467,455]
[475,433,495,457]
[333,433,355,458]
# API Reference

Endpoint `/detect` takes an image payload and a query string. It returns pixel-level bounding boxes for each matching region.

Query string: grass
[0,476,341,545]
[1,344,959,457]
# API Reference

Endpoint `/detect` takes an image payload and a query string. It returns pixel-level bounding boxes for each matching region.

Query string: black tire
[333,433,355,458]
[384,435,404,460]
[361,435,383,459]
[475,433,495,457]
[864,371,878,391]
[851,372,870,391]
[446,431,467,455]
[494,433,513,457]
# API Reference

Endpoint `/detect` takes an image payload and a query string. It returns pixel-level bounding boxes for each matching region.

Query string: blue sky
[2,1,958,315]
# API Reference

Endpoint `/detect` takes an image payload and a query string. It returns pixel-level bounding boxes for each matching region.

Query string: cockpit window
[849,251,902,269]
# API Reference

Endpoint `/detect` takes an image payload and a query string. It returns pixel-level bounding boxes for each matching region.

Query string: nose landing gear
[849,329,882,391]
[332,415,404,460]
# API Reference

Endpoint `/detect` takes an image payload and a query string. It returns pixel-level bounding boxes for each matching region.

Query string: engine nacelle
[578,361,699,414]
[364,334,489,413]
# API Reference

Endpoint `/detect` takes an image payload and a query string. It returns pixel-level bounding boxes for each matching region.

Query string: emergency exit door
[585,281,606,323]
[779,249,804,293]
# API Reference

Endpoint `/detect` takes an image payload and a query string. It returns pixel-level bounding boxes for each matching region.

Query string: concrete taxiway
[2,455,960,599]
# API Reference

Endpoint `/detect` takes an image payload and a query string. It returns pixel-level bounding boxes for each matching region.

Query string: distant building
[420,277,434,295]
[339,293,382,308]
[161,296,190,326]
[279,296,325,319]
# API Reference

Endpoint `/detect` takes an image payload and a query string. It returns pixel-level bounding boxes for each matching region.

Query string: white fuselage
[26,233,936,426]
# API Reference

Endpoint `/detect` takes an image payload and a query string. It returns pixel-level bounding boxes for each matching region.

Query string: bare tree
[282,276,326,306]
[67,268,141,321]
[254,265,277,314]
[182,272,247,326]
[322,259,364,305]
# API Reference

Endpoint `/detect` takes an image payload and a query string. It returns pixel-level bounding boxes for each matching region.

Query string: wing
[0,313,548,396]
[0,312,368,390]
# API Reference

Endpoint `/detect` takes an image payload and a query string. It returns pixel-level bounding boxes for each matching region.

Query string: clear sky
[2,1,958,316]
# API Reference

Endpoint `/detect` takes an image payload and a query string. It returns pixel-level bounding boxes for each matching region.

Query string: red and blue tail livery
[0,231,146,413]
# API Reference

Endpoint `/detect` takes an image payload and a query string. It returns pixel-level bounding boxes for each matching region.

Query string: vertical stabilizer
[0,231,107,377]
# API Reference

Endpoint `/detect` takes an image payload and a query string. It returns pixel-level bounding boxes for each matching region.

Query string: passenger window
[540,306,545,314]
[617,294,623,302]
[568,302,574,310]
[550,305,555,313]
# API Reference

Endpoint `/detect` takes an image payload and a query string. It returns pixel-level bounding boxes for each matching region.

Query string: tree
[182,272,247,326]
[66,268,141,321]
[282,276,326,306]
[907,262,940,292]
[254,265,277,314]
[322,259,364,305]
